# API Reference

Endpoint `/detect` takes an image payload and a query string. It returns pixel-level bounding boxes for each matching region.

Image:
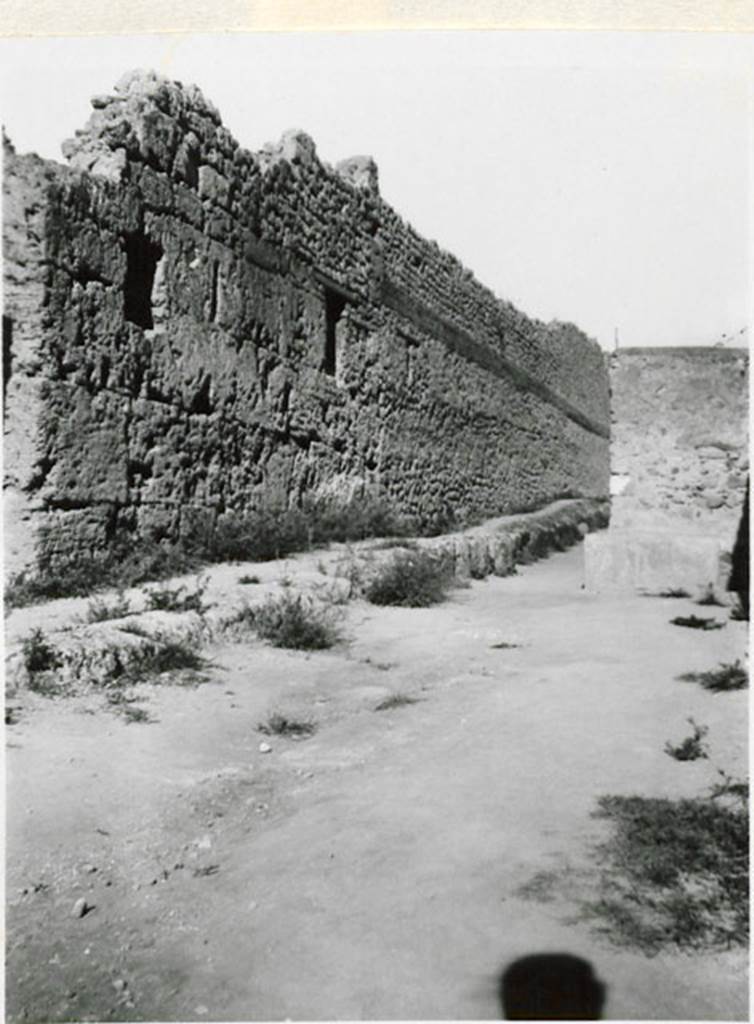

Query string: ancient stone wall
[609,347,748,544]
[3,71,609,576]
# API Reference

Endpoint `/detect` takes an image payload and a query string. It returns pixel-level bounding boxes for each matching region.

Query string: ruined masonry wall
[609,347,748,544]
[3,71,609,575]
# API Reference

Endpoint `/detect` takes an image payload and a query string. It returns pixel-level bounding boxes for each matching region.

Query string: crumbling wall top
[59,69,382,202]
[62,69,242,183]
[336,155,379,195]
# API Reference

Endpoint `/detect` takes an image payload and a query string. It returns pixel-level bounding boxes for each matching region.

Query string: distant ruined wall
[3,71,609,576]
[609,347,748,545]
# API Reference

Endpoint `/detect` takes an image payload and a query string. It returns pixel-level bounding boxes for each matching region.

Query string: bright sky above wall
[1,31,751,351]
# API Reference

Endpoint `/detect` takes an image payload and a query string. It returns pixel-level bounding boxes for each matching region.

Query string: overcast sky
[1,31,751,351]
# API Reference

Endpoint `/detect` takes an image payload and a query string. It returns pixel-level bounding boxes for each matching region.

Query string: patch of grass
[365,549,455,607]
[229,602,255,631]
[657,588,691,599]
[130,637,206,679]
[730,599,748,622]
[119,622,151,638]
[664,718,709,761]
[3,497,438,610]
[375,693,419,711]
[246,591,340,650]
[678,660,748,693]
[145,577,207,614]
[105,690,153,724]
[670,614,724,631]
[257,712,316,738]
[709,769,749,804]
[587,792,748,953]
[310,496,413,544]
[514,870,560,903]
[361,657,394,671]
[469,560,492,581]
[203,507,310,563]
[85,591,131,622]
[696,586,725,607]
[192,864,220,877]
[121,704,152,724]
[333,550,370,599]
[21,628,61,675]
[311,579,352,606]
[490,641,521,650]
[5,539,199,609]
[197,497,411,564]
[26,674,68,698]
[238,574,261,585]
[100,635,207,689]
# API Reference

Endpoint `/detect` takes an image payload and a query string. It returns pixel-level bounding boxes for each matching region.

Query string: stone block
[3,376,48,491]
[33,383,129,506]
[137,107,181,168]
[198,164,230,208]
[34,506,116,569]
[584,529,727,594]
[137,165,174,211]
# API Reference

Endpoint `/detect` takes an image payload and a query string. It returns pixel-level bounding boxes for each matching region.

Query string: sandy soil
[5,544,748,1021]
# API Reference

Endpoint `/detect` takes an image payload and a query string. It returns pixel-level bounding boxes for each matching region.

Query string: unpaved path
[6,545,748,1021]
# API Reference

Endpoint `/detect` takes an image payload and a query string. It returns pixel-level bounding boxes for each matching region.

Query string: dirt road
[6,545,748,1021]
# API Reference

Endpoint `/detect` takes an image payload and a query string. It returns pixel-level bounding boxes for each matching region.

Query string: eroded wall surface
[610,347,748,544]
[3,71,609,575]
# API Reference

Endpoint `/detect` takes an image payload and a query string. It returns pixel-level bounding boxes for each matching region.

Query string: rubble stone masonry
[3,71,609,576]
[609,347,748,544]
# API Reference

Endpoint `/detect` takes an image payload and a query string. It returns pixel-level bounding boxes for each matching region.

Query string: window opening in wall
[124,234,163,330]
[208,260,220,323]
[324,288,346,376]
[3,314,12,406]
[190,374,213,415]
[183,146,200,190]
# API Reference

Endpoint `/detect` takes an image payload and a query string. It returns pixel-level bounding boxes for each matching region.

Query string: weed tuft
[238,574,261,585]
[708,769,749,805]
[86,592,131,623]
[657,588,691,599]
[257,712,316,738]
[670,614,724,631]
[678,660,748,693]
[106,690,153,724]
[365,549,455,607]
[21,628,61,675]
[696,586,725,607]
[375,694,419,711]
[333,550,369,599]
[730,599,748,622]
[145,577,207,614]
[119,622,151,638]
[311,579,352,606]
[121,705,152,724]
[664,718,709,761]
[130,637,206,679]
[515,870,560,903]
[247,591,340,650]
